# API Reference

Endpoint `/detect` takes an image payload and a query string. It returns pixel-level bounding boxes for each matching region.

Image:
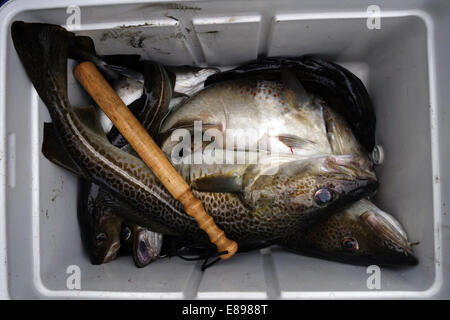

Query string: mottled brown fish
[12,21,377,247]
[159,79,334,157]
[278,199,418,266]
[157,59,419,266]
[71,49,171,266]
[77,181,123,264]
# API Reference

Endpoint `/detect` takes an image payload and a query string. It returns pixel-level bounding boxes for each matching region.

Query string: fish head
[310,155,378,206]
[89,208,123,264]
[355,208,418,265]
[243,155,378,224]
[77,183,123,265]
[121,223,163,268]
[286,200,418,266]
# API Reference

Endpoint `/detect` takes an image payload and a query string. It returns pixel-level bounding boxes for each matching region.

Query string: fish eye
[314,188,333,205]
[342,237,359,251]
[95,233,107,243]
[121,227,132,241]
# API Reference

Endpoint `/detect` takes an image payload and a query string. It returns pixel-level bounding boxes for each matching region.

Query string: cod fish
[158,68,373,184]
[204,56,376,152]
[12,21,377,246]
[46,35,171,266]
[159,62,417,265]
[159,78,333,157]
[104,57,171,267]
[278,199,418,266]
[206,58,416,265]
[70,49,171,266]
[77,180,123,264]
[38,31,169,266]
[78,177,164,266]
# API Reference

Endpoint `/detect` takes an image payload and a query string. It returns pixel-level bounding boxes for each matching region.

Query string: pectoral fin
[177,162,247,192]
[276,134,316,150]
[191,175,243,192]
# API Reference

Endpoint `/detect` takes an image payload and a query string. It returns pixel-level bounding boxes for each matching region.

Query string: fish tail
[11,21,74,114]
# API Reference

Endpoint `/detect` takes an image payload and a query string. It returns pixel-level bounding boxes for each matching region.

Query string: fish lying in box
[44,48,171,266]
[279,199,418,266]
[11,21,417,267]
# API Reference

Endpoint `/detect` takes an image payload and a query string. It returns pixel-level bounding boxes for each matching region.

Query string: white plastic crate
[1,0,450,299]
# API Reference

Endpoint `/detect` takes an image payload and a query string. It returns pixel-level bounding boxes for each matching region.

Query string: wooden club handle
[74,61,238,260]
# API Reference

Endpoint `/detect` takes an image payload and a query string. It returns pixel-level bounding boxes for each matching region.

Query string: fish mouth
[348,177,379,201]
[326,155,379,201]
[135,238,152,267]
[328,155,377,181]
[360,211,418,266]
[132,230,162,268]
[102,241,121,263]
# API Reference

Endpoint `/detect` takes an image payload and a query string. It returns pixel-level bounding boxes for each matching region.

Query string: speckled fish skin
[189,157,377,242]
[77,57,171,266]
[160,80,333,157]
[100,59,170,266]
[273,86,417,266]
[171,151,377,241]
[10,22,197,237]
[278,199,418,266]
[69,38,172,265]
[162,76,377,214]
[204,56,376,152]
[108,61,173,148]
[12,21,377,246]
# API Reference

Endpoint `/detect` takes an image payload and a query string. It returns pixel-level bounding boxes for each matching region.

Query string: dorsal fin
[281,67,312,109]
